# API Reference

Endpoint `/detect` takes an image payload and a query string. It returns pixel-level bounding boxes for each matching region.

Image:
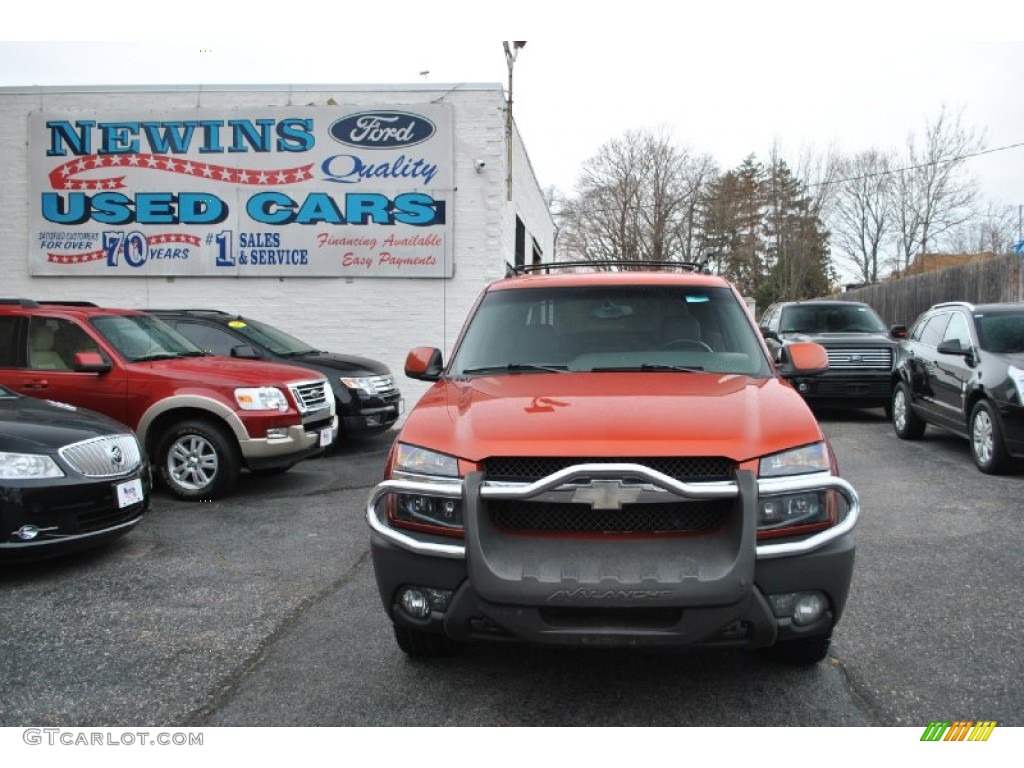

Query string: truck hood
[130,356,326,386]
[277,351,391,376]
[398,372,824,464]
[781,330,896,346]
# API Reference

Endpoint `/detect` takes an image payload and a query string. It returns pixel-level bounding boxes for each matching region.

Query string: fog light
[397,585,454,619]
[16,525,40,541]
[266,428,288,439]
[797,382,810,393]
[793,593,827,626]
[768,591,828,626]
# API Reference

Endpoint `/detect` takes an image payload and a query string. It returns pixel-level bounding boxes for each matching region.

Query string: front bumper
[239,414,338,470]
[791,372,892,407]
[367,465,859,648]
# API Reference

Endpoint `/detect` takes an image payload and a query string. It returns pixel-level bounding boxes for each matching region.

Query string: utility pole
[503,41,526,202]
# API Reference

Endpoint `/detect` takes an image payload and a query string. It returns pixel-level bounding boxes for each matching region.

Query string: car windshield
[975,310,1024,354]
[779,303,887,334]
[226,317,318,356]
[91,315,205,362]
[449,284,771,377]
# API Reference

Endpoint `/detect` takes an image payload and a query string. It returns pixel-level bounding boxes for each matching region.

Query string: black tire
[772,634,832,665]
[393,624,464,658]
[892,382,926,440]
[156,419,240,501]
[969,399,1012,475]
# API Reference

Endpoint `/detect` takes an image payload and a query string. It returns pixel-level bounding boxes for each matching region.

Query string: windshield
[779,303,887,334]
[91,315,205,362]
[975,310,1024,353]
[449,284,771,377]
[226,317,317,356]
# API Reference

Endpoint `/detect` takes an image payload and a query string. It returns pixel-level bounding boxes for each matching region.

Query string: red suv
[367,264,859,664]
[0,300,337,500]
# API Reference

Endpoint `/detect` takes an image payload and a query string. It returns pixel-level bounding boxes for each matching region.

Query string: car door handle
[22,379,50,390]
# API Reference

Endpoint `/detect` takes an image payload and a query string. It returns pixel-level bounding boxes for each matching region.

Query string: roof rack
[0,299,40,307]
[38,300,99,307]
[510,260,711,276]
[148,309,231,315]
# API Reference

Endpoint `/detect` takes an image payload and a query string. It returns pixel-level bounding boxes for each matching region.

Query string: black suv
[759,300,905,413]
[892,301,1024,474]
[1,385,150,561]
[150,310,401,438]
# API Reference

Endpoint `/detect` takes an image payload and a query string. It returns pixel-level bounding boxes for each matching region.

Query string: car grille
[484,456,735,483]
[290,380,331,414]
[490,499,728,535]
[78,503,145,534]
[824,346,893,370]
[368,374,399,398]
[59,435,142,478]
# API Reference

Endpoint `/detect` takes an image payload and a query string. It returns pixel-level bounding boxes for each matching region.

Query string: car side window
[0,316,18,367]
[941,312,972,350]
[175,321,241,356]
[27,317,102,371]
[913,313,949,348]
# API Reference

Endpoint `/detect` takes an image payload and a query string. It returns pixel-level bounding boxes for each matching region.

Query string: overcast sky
[3,3,1023,209]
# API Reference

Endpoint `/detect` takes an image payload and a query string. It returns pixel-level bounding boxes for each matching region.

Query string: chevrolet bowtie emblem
[571,480,642,510]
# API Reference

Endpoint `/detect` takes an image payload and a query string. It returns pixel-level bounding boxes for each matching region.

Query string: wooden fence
[836,253,1023,328]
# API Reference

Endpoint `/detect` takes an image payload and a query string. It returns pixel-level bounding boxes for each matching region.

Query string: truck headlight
[390,443,462,534]
[235,387,289,412]
[758,442,834,535]
[0,452,65,479]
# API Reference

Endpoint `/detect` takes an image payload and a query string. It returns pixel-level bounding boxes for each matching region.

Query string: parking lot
[1,409,1022,727]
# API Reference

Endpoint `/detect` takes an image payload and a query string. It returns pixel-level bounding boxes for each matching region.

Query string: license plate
[115,478,145,509]
[319,427,333,448]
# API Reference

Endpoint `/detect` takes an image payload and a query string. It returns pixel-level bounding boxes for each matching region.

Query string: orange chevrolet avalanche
[367,263,859,664]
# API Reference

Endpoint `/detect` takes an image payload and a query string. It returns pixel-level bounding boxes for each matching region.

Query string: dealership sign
[28,105,453,277]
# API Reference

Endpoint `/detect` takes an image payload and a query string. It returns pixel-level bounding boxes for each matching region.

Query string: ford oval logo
[329,111,436,149]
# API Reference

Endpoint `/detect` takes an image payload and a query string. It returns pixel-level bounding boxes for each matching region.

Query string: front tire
[156,419,240,500]
[892,382,926,439]
[771,634,832,665]
[969,400,1011,475]
[393,624,464,658]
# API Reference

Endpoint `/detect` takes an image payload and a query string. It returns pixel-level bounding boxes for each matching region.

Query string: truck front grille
[485,456,735,483]
[290,380,331,414]
[824,346,893,370]
[490,499,729,536]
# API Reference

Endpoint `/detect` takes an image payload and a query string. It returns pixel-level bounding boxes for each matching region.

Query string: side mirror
[759,326,779,342]
[230,344,260,359]
[890,325,908,339]
[405,347,444,381]
[777,341,829,379]
[937,338,972,358]
[72,351,111,373]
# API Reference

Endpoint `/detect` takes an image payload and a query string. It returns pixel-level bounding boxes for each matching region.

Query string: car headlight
[340,376,379,395]
[394,443,459,477]
[758,442,833,534]
[0,452,65,479]
[234,387,289,412]
[759,442,830,477]
[391,443,462,534]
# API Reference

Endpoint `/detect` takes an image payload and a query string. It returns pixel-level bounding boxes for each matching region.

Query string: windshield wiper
[461,363,568,375]
[591,364,704,372]
[132,353,179,362]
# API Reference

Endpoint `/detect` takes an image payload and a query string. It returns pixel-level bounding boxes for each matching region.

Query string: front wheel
[892,382,926,439]
[393,625,464,658]
[969,400,1012,475]
[771,634,832,665]
[156,419,240,500]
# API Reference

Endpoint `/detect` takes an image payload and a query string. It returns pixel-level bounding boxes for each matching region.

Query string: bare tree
[946,202,1020,256]
[558,127,716,268]
[892,105,983,270]
[830,149,895,284]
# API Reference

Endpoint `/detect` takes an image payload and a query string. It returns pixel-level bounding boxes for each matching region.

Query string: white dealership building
[0,83,555,411]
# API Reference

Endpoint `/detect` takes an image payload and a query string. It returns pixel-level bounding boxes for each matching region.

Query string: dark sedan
[1,385,150,561]
[892,301,1024,474]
